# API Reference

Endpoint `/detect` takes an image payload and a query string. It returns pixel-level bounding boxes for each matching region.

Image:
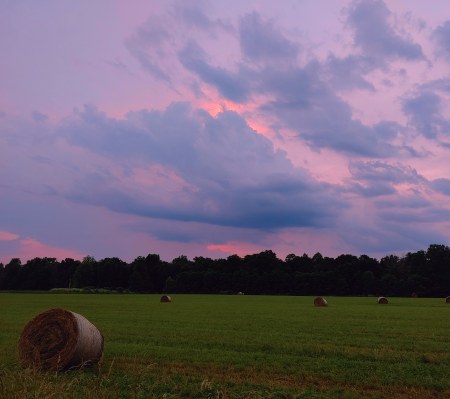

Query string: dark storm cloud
[346,0,424,61]
[402,91,450,139]
[61,103,345,230]
[238,12,298,64]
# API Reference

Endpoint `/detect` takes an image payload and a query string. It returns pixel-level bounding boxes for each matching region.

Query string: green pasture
[0,293,449,398]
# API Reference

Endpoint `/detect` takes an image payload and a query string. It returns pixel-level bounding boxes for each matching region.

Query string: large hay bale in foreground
[446,296,450,304]
[314,297,328,307]
[160,295,172,303]
[18,308,103,371]
[377,296,389,304]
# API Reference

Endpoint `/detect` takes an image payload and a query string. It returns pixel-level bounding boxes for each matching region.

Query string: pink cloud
[0,230,19,241]
[14,238,84,263]
[207,241,265,257]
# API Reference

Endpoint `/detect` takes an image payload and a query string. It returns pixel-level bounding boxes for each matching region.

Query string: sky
[1,0,450,264]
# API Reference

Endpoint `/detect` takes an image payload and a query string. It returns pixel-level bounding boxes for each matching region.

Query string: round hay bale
[18,308,103,371]
[314,297,328,307]
[446,296,450,304]
[160,295,172,303]
[377,296,389,304]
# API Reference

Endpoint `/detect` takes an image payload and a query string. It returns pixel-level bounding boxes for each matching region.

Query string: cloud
[431,178,450,195]
[178,41,250,102]
[207,241,262,257]
[17,238,84,262]
[335,190,449,254]
[378,204,450,224]
[324,54,375,91]
[238,12,298,64]
[420,78,450,93]
[124,2,408,158]
[125,4,233,89]
[349,160,425,184]
[346,161,425,198]
[257,63,401,157]
[432,20,450,57]
[344,219,447,255]
[174,2,231,33]
[0,234,83,264]
[124,15,173,82]
[3,0,450,262]
[32,111,48,123]
[0,230,19,241]
[60,103,345,230]
[346,0,424,61]
[402,91,450,139]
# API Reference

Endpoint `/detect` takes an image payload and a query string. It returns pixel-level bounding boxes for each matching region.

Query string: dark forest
[1,244,449,297]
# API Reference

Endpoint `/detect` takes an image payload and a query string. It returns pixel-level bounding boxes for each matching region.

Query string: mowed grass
[0,293,449,398]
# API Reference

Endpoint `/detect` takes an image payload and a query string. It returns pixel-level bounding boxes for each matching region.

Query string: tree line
[0,244,449,297]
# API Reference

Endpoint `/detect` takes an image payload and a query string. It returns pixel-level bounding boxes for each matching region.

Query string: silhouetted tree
[73,256,97,288]
[56,258,81,288]
[3,258,21,290]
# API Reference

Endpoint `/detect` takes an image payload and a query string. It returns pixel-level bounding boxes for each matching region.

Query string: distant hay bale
[377,296,389,304]
[411,292,418,298]
[160,295,172,303]
[446,296,450,304]
[18,308,103,371]
[314,297,328,307]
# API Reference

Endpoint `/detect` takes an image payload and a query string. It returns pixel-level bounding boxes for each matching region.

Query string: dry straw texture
[377,296,389,304]
[160,295,172,303]
[18,308,103,371]
[313,297,328,307]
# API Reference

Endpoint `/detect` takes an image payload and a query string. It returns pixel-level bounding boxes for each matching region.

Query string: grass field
[0,293,449,398]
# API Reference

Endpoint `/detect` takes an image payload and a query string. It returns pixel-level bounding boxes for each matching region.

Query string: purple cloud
[125,16,173,82]
[59,103,344,230]
[239,12,298,64]
[431,178,450,195]
[349,161,424,184]
[347,161,425,198]
[324,55,375,91]
[174,3,231,33]
[178,41,250,102]
[403,91,450,139]
[257,64,400,157]
[346,0,424,61]
[433,20,450,56]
